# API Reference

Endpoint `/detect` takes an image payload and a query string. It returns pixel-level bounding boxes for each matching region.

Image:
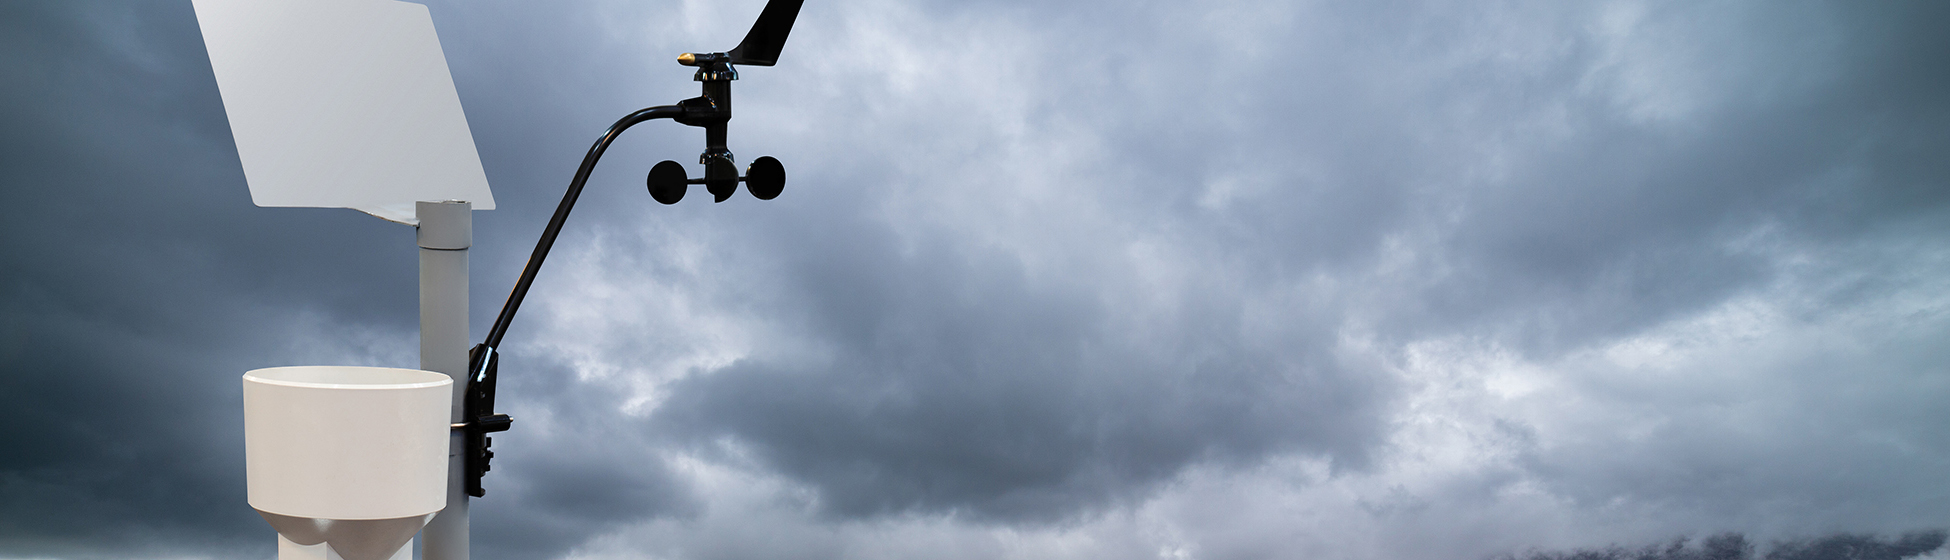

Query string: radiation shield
[243,366,452,560]
[192,0,495,224]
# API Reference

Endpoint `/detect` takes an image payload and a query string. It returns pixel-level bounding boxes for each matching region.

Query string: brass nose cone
[677,53,698,66]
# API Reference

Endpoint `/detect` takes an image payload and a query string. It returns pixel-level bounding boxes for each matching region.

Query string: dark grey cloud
[4,1,1949,559]
[648,219,1390,521]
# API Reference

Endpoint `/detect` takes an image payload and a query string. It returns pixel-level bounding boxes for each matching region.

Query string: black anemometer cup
[648,160,688,204]
[747,156,785,200]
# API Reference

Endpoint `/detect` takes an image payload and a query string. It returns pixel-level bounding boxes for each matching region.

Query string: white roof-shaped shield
[193,0,495,224]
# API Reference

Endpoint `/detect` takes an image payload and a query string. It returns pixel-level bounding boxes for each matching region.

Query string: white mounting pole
[417,200,472,560]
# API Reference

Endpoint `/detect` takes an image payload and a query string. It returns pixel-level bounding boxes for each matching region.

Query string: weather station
[190,1,808,558]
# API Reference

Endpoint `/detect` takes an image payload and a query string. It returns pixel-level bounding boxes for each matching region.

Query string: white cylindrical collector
[243,366,452,560]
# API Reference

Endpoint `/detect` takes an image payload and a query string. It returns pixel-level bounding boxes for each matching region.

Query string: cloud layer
[2,1,1947,559]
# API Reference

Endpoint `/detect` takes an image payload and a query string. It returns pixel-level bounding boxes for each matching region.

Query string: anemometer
[462,0,809,498]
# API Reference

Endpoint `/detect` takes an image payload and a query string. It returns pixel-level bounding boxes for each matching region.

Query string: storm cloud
[3,1,1948,560]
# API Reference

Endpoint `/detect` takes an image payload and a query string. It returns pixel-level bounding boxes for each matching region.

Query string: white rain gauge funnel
[244,367,453,560]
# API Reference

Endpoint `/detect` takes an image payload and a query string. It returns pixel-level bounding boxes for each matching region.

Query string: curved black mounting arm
[485,104,686,353]
[458,104,680,498]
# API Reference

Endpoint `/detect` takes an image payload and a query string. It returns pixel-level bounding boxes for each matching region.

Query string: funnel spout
[260,511,434,560]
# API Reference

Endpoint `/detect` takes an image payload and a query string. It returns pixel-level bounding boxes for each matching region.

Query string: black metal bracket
[459,344,511,497]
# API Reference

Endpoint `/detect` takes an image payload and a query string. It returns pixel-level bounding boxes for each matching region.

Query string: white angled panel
[194,0,495,223]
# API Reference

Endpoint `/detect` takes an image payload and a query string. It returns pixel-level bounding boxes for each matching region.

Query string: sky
[2,1,1948,559]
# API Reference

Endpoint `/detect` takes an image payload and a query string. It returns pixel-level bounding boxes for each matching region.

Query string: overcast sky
[3,1,1949,559]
